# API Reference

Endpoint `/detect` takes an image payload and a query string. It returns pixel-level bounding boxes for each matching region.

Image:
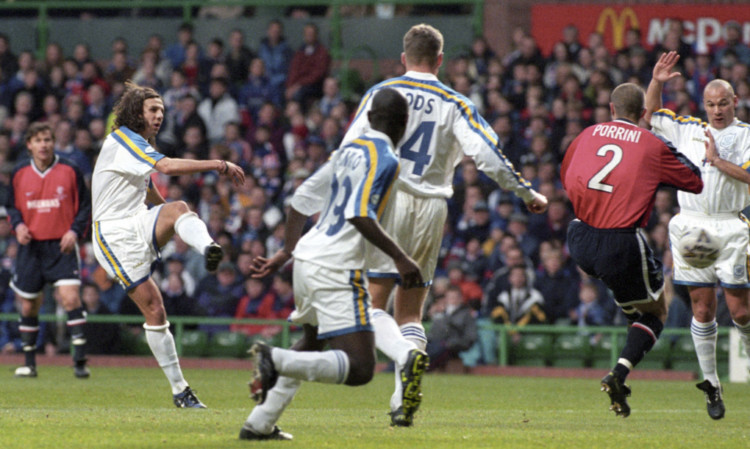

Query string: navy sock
[67,307,87,365]
[616,313,663,381]
[19,316,39,368]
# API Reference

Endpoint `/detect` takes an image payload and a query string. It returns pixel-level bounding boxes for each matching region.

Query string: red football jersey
[561,119,702,229]
[7,157,90,241]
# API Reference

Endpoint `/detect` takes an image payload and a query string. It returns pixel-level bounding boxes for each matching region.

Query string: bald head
[368,88,409,145]
[703,78,737,129]
[610,83,645,122]
[704,79,734,97]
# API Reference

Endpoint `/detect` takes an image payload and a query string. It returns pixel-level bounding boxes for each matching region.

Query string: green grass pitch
[0,364,748,449]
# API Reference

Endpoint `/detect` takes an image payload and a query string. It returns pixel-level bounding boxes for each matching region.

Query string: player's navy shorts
[11,240,81,298]
[567,219,664,307]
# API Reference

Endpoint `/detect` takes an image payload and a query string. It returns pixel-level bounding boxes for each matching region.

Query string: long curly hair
[113,81,161,134]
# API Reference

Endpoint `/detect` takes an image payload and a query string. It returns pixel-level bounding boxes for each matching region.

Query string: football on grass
[676,227,720,269]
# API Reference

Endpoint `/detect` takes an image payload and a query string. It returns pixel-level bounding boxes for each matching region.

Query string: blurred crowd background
[0,3,746,367]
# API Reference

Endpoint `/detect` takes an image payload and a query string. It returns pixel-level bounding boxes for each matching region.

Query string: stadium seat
[590,333,624,369]
[180,330,209,357]
[636,335,671,370]
[670,335,700,374]
[510,333,553,367]
[209,331,248,358]
[119,328,152,356]
[550,333,591,367]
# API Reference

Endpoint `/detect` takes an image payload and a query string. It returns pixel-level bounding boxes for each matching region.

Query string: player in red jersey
[6,122,91,379]
[562,83,703,417]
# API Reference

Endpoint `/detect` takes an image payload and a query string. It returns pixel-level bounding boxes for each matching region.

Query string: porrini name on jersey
[591,124,642,143]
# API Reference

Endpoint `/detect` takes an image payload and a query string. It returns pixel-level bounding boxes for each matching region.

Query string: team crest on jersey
[734,264,744,279]
[56,186,67,201]
[370,194,380,205]
[717,133,737,158]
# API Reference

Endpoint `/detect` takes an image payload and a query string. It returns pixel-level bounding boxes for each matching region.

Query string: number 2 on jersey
[400,121,435,175]
[587,144,623,193]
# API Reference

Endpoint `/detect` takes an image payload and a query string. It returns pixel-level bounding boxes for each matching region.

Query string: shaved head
[610,83,645,121]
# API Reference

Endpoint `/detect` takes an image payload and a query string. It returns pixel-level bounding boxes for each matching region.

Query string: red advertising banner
[531,4,750,55]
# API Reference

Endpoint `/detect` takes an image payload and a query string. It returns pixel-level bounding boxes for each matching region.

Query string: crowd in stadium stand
[0,16,746,364]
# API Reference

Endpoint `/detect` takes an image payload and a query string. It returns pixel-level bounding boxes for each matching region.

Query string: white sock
[372,309,416,366]
[244,376,301,434]
[174,212,214,253]
[691,317,719,387]
[391,322,427,410]
[733,319,750,360]
[144,323,189,394]
[400,322,427,351]
[272,348,350,384]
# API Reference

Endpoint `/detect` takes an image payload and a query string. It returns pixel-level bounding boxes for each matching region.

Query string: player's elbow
[155,158,178,175]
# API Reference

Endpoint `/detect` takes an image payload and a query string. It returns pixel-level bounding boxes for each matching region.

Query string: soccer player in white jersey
[340,24,548,426]
[238,88,422,441]
[91,82,244,408]
[646,51,750,420]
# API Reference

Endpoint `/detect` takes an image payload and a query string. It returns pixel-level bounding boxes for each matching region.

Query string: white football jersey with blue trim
[92,126,165,222]
[651,111,750,214]
[342,71,533,202]
[293,130,400,270]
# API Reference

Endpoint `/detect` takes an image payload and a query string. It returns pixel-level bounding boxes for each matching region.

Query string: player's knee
[635,313,664,339]
[731,308,750,325]
[344,353,376,386]
[174,201,190,215]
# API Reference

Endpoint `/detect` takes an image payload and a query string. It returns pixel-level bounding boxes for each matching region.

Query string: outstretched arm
[349,216,423,289]
[154,158,245,186]
[645,51,681,123]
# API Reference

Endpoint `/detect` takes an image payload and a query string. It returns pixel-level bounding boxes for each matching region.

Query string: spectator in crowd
[198,77,240,144]
[285,23,331,110]
[485,265,546,330]
[713,20,750,67]
[238,58,273,123]
[534,247,579,324]
[258,19,292,107]
[231,276,283,339]
[226,29,255,87]
[165,22,195,69]
[80,282,122,355]
[0,33,19,81]
[426,285,478,370]
[195,261,244,332]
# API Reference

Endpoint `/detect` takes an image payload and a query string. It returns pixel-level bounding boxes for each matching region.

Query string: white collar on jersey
[31,154,60,177]
[403,70,439,82]
[613,118,638,126]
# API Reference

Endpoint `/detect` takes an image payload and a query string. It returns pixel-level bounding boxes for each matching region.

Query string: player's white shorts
[670,211,750,288]
[92,205,164,291]
[290,259,372,339]
[365,188,447,285]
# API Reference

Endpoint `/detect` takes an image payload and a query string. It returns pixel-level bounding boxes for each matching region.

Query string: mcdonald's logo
[596,7,640,50]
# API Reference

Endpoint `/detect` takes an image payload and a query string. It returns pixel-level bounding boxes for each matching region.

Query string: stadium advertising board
[531,4,750,55]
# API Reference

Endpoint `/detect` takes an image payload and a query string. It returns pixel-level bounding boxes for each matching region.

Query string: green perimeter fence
[0,313,729,374]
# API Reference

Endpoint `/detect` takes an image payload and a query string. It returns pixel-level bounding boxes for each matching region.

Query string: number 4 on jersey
[400,121,435,175]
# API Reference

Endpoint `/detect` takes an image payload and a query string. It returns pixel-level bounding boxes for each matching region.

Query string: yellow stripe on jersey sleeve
[354,138,379,217]
[377,165,399,220]
[114,129,158,166]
